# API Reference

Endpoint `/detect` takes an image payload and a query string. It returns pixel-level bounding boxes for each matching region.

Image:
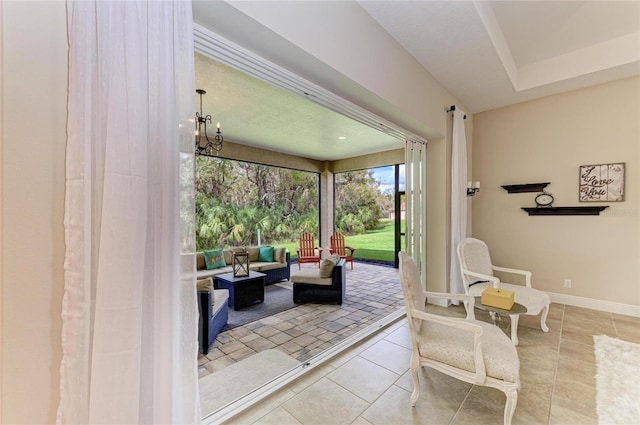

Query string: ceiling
[195,54,402,162]
[359,1,640,114]
[195,1,640,162]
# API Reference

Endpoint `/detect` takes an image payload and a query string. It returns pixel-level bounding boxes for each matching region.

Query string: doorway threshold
[202,308,406,424]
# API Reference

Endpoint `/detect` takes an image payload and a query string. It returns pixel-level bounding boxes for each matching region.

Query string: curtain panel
[58,1,198,423]
[449,109,467,296]
[405,140,428,290]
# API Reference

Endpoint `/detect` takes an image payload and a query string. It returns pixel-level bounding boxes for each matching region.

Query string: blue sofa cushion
[259,246,274,262]
[203,249,226,270]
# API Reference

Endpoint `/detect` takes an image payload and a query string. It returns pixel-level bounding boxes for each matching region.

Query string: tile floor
[222,301,640,425]
[198,262,404,378]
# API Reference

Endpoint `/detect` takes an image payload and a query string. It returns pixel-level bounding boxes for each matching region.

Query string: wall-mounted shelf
[501,183,550,193]
[521,206,608,216]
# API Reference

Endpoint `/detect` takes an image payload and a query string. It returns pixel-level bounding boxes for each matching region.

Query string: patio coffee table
[216,271,266,310]
[474,296,527,346]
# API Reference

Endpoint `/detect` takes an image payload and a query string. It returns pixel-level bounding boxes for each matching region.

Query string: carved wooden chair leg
[540,304,550,332]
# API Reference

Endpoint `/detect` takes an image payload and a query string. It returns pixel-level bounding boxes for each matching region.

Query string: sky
[370,164,405,194]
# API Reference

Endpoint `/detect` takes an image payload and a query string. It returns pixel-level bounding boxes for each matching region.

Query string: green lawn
[274,219,402,263]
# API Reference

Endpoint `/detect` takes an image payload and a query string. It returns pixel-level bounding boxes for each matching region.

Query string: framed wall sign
[579,163,625,202]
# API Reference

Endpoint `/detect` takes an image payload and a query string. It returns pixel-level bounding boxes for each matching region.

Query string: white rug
[593,335,640,425]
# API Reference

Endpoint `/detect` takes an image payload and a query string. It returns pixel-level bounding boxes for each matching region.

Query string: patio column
[319,166,334,257]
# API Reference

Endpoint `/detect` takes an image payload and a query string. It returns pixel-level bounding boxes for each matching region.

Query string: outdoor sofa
[195,247,290,354]
[196,247,291,285]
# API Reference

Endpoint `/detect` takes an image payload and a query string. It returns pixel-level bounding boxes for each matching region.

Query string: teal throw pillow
[203,249,226,270]
[258,246,274,262]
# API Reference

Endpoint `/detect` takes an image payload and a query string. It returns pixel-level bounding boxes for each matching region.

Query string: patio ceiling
[195,53,403,162]
[194,1,639,162]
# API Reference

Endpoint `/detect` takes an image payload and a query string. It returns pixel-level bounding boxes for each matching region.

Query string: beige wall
[473,76,640,309]
[331,148,405,173]
[0,3,3,420]
[215,140,325,173]
[1,1,67,423]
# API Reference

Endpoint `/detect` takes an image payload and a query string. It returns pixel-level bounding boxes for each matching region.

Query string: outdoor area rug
[222,283,295,331]
[593,334,640,424]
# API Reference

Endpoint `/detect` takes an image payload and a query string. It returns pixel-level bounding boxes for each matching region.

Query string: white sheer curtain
[449,109,467,296]
[58,1,199,423]
[405,140,428,290]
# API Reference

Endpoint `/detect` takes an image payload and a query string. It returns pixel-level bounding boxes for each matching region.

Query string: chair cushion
[459,238,494,278]
[196,252,207,270]
[197,277,214,292]
[417,318,519,383]
[319,254,340,278]
[197,278,216,306]
[196,266,233,280]
[250,261,283,271]
[291,269,333,285]
[223,250,234,265]
[203,249,226,270]
[247,247,260,262]
[273,247,286,264]
[468,282,550,316]
[212,289,228,312]
[259,246,274,262]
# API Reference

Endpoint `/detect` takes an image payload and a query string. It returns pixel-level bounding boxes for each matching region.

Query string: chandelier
[195,89,223,155]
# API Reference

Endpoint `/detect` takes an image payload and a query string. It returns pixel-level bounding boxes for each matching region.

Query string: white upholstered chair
[398,252,521,425]
[456,238,550,345]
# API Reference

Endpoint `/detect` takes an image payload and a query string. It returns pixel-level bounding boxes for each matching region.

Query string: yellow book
[481,287,515,310]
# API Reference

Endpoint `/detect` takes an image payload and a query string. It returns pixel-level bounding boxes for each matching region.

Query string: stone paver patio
[198,262,402,379]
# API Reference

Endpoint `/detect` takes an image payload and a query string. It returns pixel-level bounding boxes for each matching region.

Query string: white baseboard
[430,298,449,307]
[547,291,640,318]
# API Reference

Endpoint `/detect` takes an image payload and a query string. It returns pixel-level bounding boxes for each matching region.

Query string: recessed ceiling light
[338,136,346,140]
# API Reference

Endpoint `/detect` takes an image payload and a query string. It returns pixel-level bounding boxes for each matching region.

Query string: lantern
[232,249,250,277]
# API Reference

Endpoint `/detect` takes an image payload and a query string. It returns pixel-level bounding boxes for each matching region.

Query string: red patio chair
[295,232,322,269]
[329,232,355,270]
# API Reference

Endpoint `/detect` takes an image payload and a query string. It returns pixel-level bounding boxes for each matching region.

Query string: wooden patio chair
[295,232,323,269]
[329,232,355,270]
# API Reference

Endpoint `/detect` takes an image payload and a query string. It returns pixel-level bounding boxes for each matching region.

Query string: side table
[216,271,266,310]
[474,297,527,346]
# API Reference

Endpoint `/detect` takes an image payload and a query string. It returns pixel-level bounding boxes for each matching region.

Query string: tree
[195,158,391,249]
[195,156,319,250]
[335,169,385,234]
